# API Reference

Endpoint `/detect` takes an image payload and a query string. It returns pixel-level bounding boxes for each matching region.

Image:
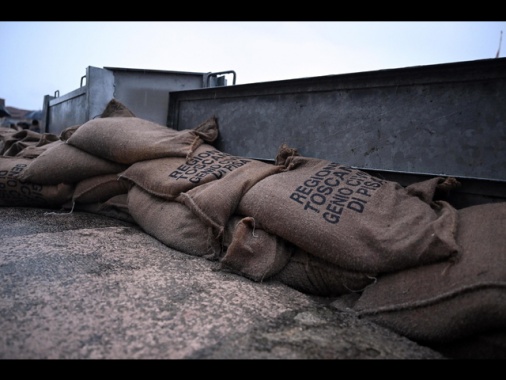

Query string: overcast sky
[1,21,505,111]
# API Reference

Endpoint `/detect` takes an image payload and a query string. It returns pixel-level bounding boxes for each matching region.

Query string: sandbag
[220,216,293,282]
[121,145,271,201]
[72,173,130,204]
[1,129,58,157]
[13,133,60,159]
[59,125,81,142]
[1,129,41,151]
[176,157,284,238]
[353,202,506,344]
[238,144,460,273]
[66,115,219,165]
[64,194,135,224]
[0,156,74,208]
[127,185,222,259]
[273,249,377,297]
[18,140,128,185]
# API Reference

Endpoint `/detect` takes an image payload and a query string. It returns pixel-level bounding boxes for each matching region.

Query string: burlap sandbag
[72,173,131,204]
[176,157,285,238]
[4,140,35,157]
[121,145,270,201]
[66,115,219,165]
[353,202,506,344]
[127,185,222,259]
[273,249,378,297]
[219,214,377,295]
[1,129,41,152]
[13,133,60,159]
[220,216,293,282]
[19,140,128,185]
[0,156,74,208]
[59,125,81,142]
[238,145,460,274]
[405,176,461,205]
[1,129,58,157]
[64,194,135,224]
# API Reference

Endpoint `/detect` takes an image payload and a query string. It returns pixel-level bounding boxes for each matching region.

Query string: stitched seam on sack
[356,282,506,317]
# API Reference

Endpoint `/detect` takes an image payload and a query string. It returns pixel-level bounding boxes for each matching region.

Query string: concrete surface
[0,207,447,359]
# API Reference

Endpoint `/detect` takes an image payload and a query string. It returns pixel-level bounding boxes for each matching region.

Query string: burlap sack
[3,140,34,157]
[353,202,506,344]
[19,140,128,185]
[219,216,293,282]
[219,214,377,295]
[238,145,460,273]
[1,129,58,157]
[66,115,219,165]
[5,133,58,158]
[405,176,461,204]
[121,145,270,201]
[15,141,58,159]
[273,249,378,297]
[72,173,130,204]
[64,194,135,224]
[0,156,74,208]
[0,128,40,157]
[176,158,285,238]
[127,185,222,259]
[59,125,81,142]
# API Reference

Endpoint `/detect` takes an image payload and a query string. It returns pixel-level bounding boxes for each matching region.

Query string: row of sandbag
[1,99,504,356]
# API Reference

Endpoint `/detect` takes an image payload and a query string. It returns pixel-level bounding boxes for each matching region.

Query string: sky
[1,21,505,111]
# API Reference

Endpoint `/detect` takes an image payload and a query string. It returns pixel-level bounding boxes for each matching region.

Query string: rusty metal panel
[168,58,506,183]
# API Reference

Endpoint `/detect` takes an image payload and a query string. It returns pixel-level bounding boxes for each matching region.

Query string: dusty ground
[0,207,447,359]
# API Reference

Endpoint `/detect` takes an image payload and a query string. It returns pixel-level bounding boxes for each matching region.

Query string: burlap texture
[220,216,293,282]
[1,129,40,154]
[221,214,377,296]
[238,145,460,273]
[19,140,128,185]
[405,176,461,204]
[72,174,130,204]
[353,202,506,343]
[1,129,59,157]
[0,156,74,208]
[13,133,60,159]
[64,194,135,224]
[274,249,378,297]
[59,125,81,141]
[127,185,222,259]
[66,116,219,165]
[176,158,284,238]
[119,144,247,200]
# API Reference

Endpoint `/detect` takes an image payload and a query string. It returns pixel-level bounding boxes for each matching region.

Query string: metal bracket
[205,70,236,87]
